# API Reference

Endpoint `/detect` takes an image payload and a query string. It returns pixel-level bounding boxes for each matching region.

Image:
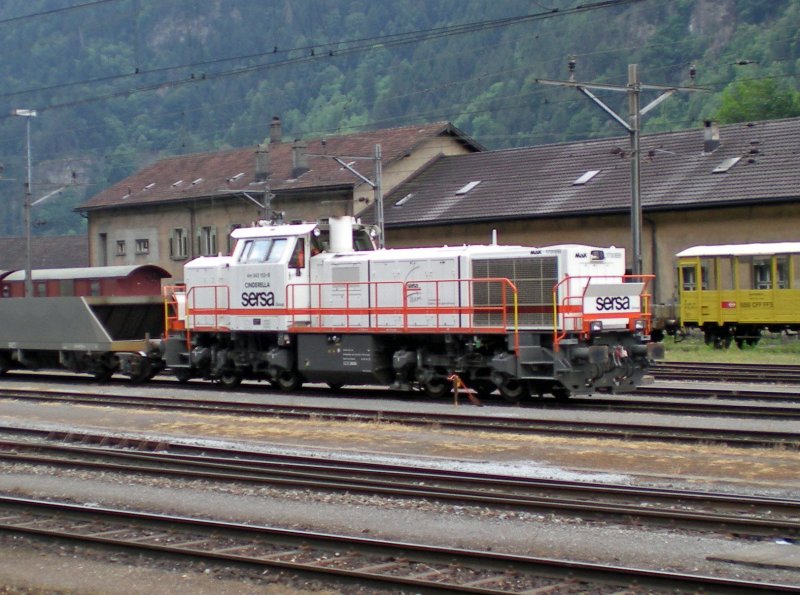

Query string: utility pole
[12,109,37,297]
[537,62,705,275]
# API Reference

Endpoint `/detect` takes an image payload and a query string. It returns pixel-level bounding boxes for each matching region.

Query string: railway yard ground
[0,364,798,593]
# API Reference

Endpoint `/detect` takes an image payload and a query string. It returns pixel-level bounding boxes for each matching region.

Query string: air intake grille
[472,256,558,326]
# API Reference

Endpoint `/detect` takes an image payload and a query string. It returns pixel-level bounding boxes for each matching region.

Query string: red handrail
[552,275,655,351]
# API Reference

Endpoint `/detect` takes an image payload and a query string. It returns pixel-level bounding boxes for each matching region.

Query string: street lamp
[12,108,36,297]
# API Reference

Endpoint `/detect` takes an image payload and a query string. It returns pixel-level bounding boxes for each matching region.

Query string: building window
[116,240,126,256]
[170,227,189,260]
[227,224,242,254]
[135,239,150,255]
[197,226,217,256]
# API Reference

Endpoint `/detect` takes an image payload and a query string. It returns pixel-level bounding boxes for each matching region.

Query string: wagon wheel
[274,370,301,392]
[128,358,153,385]
[498,378,529,402]
[93,364,115,383]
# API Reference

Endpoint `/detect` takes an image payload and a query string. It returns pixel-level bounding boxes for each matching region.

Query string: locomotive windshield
[238,238,287,263]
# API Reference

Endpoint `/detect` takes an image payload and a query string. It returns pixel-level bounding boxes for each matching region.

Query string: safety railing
[287,277,519,351]
[162,278,520,354]
[162,285,186,339]
[552,275,654,351]
[185,284,231,332]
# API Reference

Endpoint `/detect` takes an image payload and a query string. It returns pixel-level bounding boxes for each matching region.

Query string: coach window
[680,265,697,291]
[737,257,752,290]
[700,258,715,290]
[776,256,789,289]
[36,282,47,297]
[753,257,771,289]
[717,256,734,290]
[792,255,800,289]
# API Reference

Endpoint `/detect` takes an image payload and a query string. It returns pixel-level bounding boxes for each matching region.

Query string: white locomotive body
[164,218,662,399]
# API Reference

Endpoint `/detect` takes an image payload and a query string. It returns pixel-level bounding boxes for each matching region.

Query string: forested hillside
[0,0,798,236]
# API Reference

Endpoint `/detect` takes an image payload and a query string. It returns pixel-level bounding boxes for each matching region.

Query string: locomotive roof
[231,222,318,239]
[677,242,800,258]
[2,264,171,282]
[321,243,609,261]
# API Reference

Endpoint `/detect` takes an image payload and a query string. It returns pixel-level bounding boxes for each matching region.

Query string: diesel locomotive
[161,217,662,400]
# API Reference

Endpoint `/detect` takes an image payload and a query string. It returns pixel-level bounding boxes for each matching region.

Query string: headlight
[634,319,646,331]
[589,320,603,333]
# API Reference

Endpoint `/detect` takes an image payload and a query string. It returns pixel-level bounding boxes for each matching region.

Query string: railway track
[0,427,798,539]
[654,362,800,384]
[0,496,796,593]
[1,385,799,448]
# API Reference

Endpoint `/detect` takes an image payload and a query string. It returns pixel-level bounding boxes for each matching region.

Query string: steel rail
[0,430,798,538]
[0,495,795,594]
[654,362,800,384]
[0,386,798,448]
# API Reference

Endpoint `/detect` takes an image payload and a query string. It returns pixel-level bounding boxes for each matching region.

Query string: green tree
[715,78,800,123]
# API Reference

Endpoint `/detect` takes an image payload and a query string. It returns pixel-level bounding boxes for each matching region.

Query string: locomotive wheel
[274,370,301,392]
[218,372,242,389]
[173,368,193,384]
[472,380,496,399]
[552,386,571,401]
[422,377,451,398]
[498,378,529,402]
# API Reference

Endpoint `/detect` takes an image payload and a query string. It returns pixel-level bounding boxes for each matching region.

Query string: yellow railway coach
[676,242,800,348]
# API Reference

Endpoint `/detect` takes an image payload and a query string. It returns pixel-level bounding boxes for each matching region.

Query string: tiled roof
[78,122,481,211]
[0,235,89,270]
[374,117,800,228]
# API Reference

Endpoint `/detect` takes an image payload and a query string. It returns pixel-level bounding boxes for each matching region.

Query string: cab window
[289,238,306,269]
[238,238,287,263]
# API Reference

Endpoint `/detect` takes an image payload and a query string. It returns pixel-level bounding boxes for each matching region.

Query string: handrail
[552,274,655,351]
[286,277,519,351]
[163,278,520,355]
[162,285,185,339]
[185,284,231,333]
